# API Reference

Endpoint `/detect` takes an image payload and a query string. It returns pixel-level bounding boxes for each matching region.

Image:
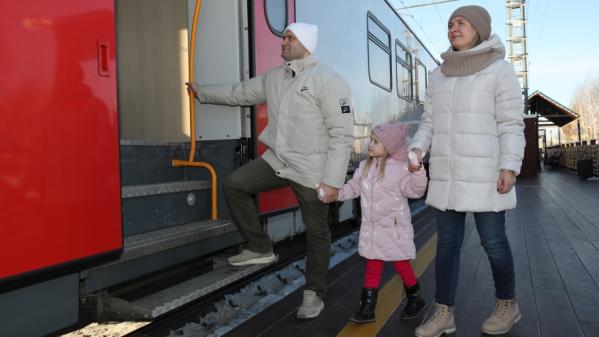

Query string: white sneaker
[227,249,276,267]
[297,290,324,319]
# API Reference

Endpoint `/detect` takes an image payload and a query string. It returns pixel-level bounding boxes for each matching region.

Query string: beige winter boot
[481,298,521,335]
[415,303,456,337]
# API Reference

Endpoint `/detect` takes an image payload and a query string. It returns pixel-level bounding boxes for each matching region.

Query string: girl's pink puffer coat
[338,157,428,261]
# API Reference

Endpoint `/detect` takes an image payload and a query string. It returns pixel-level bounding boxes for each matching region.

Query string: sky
[390,0,599,108]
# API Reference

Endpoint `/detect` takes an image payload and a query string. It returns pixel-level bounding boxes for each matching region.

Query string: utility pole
[506,1,529,114]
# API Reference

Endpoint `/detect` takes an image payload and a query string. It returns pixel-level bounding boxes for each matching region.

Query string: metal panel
[190,0,247,141]
[266,211,304,243]
[117,0,191,142]
[0,274,78,337]
[0,0,122,279]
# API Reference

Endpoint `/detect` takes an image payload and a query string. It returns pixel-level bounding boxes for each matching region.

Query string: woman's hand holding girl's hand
[497,169,516,194]
[408,149,423,173]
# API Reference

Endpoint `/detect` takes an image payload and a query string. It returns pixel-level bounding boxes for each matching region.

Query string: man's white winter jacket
[197,54,354,189]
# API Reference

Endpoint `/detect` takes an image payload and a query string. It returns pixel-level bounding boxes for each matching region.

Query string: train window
[395,40,412,101]
[415,59,427,105]
[367,13,391,92]
[265,0,288,37]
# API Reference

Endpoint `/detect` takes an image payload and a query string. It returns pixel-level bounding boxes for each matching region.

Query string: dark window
[396,40,412,101]
[415,59,427,105]
[367,13,391,91]
[265,0,288,37]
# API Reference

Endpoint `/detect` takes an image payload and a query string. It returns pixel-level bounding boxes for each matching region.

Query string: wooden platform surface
[224,170,599,337]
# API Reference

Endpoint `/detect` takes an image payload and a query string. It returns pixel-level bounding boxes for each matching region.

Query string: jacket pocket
[394,217,401,240]
[394,216,414,242]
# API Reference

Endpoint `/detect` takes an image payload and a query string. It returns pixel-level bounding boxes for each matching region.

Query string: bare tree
[563,75,599,143]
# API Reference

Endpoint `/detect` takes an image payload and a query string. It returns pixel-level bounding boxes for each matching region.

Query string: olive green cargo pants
[223,158,331,298]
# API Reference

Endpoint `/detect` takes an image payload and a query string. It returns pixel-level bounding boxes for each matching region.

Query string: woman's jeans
[435,210,515,306]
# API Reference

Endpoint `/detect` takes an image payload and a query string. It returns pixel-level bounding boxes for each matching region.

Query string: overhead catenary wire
[398,0,444,56]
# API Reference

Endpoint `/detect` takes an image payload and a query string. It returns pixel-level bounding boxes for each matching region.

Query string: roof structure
[528,90,579,127]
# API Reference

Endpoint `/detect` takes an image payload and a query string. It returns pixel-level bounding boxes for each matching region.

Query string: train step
[82,219,244,297]
[111,219,236,265]
[121,180,215,236]
[100,256,277,320]
[121,180,211,198]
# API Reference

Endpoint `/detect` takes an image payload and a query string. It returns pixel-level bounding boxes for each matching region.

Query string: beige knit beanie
[449,5,492,42]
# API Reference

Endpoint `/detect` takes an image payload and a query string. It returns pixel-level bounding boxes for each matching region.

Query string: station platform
[223,170,599,337]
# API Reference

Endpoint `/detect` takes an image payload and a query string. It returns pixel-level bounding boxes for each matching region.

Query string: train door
[0,0,122,282]
[251,0,297,214]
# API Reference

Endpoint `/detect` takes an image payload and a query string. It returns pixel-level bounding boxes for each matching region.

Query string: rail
[172,0,218,220]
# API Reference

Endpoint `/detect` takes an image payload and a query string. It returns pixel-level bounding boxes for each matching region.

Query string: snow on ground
[166,231,359,337]
[60,322,150,337]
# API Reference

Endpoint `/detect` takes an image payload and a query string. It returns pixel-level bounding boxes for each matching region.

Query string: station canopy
[528,90,579,127]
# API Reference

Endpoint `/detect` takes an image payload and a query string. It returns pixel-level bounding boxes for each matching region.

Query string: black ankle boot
[401,282,425,319]
[349,288,378,323]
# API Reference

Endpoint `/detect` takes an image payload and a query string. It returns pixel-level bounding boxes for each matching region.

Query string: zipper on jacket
[448,77,458,208]
[369,165,375,250]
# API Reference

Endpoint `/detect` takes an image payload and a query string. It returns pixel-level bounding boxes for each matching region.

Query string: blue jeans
[435,210,515,306]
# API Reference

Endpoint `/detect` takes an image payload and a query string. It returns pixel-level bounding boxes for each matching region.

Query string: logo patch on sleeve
[339,98,351,114]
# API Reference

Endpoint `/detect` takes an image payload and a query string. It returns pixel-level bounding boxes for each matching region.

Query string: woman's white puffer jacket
[410,36,525,212]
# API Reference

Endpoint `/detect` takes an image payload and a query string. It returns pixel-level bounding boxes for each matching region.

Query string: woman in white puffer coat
[409,5,525,337]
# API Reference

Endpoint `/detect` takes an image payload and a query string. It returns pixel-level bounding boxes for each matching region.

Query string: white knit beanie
[284,22,318,54]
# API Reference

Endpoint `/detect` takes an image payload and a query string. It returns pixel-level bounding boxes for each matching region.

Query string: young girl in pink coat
[337,122,428,323]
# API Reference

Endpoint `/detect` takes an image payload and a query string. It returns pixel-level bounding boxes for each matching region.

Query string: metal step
[121,180,215,236]
[103,257,277,320]
[121,180,211,198]
[105,220,236,266]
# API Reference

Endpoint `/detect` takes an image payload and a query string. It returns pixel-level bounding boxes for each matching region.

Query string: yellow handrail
[172,0,218,220]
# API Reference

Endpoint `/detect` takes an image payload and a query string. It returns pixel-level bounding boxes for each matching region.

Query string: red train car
[0,1,436,335]
[1,1,122,335]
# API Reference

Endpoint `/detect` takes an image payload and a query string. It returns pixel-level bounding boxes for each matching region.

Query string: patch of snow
[167,232,359,337]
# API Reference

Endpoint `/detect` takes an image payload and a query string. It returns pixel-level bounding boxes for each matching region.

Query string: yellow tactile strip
[336,234,437,337]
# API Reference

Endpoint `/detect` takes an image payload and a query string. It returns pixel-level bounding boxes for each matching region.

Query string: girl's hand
[497,169,516,194]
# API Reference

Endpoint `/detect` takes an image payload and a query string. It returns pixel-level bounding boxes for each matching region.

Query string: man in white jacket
[187,22,354,319]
